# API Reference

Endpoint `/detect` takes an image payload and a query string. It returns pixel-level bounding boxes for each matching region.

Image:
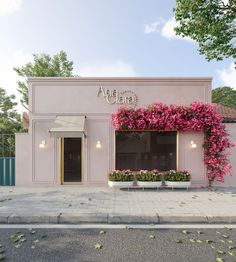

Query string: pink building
[15,77,236,187]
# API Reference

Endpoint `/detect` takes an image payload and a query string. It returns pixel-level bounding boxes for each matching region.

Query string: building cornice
[27,76,212,83]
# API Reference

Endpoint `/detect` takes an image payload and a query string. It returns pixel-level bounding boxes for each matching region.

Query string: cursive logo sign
[97,86,137,106]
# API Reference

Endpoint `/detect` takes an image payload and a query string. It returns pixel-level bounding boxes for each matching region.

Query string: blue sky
[0,0,235,103]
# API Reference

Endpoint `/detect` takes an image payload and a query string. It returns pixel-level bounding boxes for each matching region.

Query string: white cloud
[0,49,32,100]
[218,63,236,89]
[144,17,193,42]
[144,19,163,34]
[0,0,22,15]
[161,17,193,42]
[78,61,137,77]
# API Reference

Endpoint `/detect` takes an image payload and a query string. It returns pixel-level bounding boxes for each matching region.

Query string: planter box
[137,181,162,188]
[165,181,191,188]
[108,181,134,188]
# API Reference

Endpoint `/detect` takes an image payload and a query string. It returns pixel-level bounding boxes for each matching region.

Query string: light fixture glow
[190,140,197,148]
[39,140,46,149]
[96,140,102,149]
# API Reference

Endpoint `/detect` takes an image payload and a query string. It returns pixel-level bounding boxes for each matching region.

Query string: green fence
[0,134,15,186]
[0,157,15,186]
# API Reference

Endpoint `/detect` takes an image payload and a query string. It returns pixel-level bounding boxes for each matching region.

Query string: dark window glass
[115,131,176,171]
[64,138,82,182]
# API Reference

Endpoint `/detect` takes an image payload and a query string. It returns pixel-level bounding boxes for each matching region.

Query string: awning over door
[49,116,86,137]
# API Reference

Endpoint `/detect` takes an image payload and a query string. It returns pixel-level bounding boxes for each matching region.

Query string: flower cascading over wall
[112,101,235,186]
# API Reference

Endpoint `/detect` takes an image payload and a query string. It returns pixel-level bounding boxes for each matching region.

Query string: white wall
[15,133,31,186]
[16,77,212,186]
[213,123,236,187]
[178,131,206,187]
[28,77,211,114]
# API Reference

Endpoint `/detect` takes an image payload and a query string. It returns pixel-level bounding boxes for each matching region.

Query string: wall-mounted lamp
[96,140,102,149]
[190,140,197,149]
[39,140,46,149]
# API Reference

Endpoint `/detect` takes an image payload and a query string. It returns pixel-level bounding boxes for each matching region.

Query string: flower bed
[136,169,161,181]
[112,101,235,185]
[163,170,191,182]
[136,170,162,188]
[108,169,134,181]
[108,170,134,188]
[163,170,191,188]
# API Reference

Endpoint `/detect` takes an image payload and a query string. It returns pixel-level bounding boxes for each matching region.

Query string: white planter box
[137,181,162,188]
[165,181,191,188]
[108,181,134,188]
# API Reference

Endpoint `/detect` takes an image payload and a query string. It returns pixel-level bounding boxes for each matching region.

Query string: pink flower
[112,101,233,185]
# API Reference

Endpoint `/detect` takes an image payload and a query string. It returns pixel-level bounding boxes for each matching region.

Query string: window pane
[116,131,176,171]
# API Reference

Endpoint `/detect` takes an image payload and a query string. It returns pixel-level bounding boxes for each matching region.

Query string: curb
[1,213,236,224]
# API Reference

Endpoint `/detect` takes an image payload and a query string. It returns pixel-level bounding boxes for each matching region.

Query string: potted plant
[164,170,191,189]
[108,170,134,188]
[136,169,162,188]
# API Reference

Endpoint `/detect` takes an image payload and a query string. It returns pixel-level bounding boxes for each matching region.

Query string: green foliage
[136,170,162,181]
[108,170,134,181]
[163,170,191,181]
[212,86,236,109]
[0,88,21,134]
[174,0,236,65]
[0,88,23,156]
[14,50,74,106]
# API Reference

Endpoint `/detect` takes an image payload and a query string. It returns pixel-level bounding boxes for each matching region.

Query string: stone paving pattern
[0,187,236,224]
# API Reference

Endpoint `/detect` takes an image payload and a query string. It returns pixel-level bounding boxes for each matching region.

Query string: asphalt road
[0,227,235,262]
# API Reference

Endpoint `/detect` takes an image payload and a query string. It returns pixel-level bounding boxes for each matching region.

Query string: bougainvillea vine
[112,101,235,186]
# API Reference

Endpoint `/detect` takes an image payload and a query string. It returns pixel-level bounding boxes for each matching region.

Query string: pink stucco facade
[15,77,216,187]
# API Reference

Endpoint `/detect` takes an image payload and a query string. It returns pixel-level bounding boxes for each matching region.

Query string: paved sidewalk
[0,186,236,224]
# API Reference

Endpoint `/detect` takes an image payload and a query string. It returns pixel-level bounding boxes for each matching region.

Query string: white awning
[49,116,86,138]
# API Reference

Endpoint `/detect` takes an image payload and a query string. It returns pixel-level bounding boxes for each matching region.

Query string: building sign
[97,86,137,106]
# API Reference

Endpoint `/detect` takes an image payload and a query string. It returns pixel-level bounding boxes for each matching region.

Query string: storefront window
[115,131,177,171]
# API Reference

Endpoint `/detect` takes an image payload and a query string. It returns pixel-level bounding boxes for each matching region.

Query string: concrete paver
[0,186,236,224]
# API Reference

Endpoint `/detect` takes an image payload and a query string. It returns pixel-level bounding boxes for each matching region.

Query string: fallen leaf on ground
[175,239,182,243]
[228,251,235,256]
[181,230,189,235]
[203,239,212,244]
[190,239,196,243]
[95,243,103,249]
[216,249,225,255]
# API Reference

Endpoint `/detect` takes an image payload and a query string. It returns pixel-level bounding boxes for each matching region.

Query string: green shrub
[108,170,134,181]
[136,170,161,181]
[163,170,191,181]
